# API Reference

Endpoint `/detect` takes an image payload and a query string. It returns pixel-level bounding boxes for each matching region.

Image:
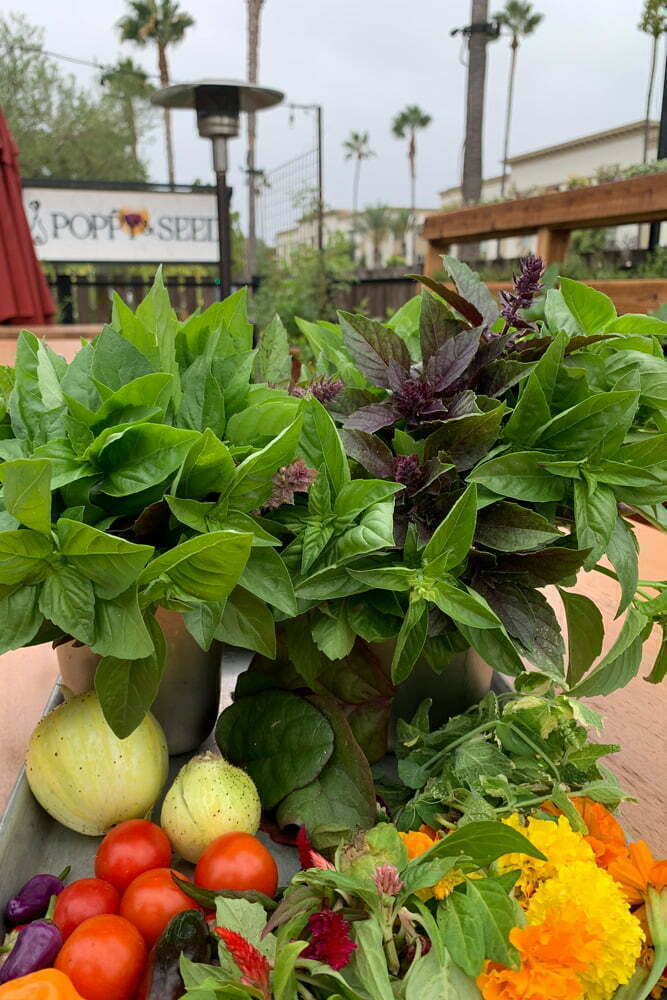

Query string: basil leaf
[468,452,564,502]
[438,891,485,977]
[573,480,617,570]
[95,614,166,737]
[39,564,96,646]
[537,391,639,458]
[253,314,292,388]
[239,546,297,616]
[391,599,428,683]
[560,277,616,334]
[96,423,199,497]
[423,483,477,571]
[226,416,303,511]
[179,357,226,438]
[0,458,51,533]
[57,518,153,599]
[91,585,155,659]
[217,587,276,658]
[91,325,156,391]
[139,531,252,602]
[0,585,43,655]
[333,480,403,519]
[430,581,500,629]
[175,428,235,498]
[559,589,604,686]
[475,501,561,552]
[0,529,54,586]
[300,398,350,495]
[569,606,649,697]
[339,310,411,388]
[606,515,639,617]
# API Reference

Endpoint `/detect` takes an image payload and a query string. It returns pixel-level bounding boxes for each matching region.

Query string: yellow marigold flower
[499,814,594,902]
[398,829,465,901]
[527,861,644,1000]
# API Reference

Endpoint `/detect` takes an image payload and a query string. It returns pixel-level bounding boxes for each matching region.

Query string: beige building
[438,120,661,258]
[275,207,436,268]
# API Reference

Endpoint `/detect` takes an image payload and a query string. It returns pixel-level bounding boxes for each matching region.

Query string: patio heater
[151,80,284,298]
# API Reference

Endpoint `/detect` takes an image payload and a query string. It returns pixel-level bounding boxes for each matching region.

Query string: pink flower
[215,927,270,999]
[373,863,404,897]
[290,376,343,403]
[302,905,357,970]
[296,825,335,871]
[261,459,318,510]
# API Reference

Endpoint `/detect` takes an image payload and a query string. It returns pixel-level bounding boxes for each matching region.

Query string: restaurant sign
[22,184,219,263]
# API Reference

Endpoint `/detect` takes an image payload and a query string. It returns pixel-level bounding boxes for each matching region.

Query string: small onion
[161,751,261,863]
[26,691,168,836]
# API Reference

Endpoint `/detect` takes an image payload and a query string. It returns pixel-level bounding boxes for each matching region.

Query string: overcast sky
[11,0,665,231]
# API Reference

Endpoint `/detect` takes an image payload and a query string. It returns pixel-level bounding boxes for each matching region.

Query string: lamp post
[151,80,283,298]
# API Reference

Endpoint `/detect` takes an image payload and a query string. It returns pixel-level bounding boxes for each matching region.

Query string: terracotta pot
[56,608,222,755]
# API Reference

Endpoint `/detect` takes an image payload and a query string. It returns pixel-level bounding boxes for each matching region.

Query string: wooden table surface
[0,531,665,854]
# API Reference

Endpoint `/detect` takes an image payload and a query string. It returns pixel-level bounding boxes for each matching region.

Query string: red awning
[0,111,55,325]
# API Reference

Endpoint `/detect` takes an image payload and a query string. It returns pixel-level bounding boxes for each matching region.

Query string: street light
[151,79,284,298]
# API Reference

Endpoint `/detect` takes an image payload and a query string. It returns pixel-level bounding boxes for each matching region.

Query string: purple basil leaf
[442,255,501,329]
[344,399,403,432]
[478,360,532,397]
[407,274,483,328]
[426,326,482,391]
[341,429,395,478]
[327,388,381,418]
[339,311,411,388]
[446,391,480,418]
[419,291,463,366]
[492,546,590,586]
[423,404,506,471]
[473,577,564,673]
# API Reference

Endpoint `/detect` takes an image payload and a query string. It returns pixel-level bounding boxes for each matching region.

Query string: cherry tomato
[54,878,120,939]
[95,820,172,893]
[55,913,146,1000]
[120,868,201,947]
[195,832,278,898]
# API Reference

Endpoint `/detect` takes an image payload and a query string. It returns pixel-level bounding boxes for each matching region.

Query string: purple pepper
[5,868,69,925]
[0,918,63,983]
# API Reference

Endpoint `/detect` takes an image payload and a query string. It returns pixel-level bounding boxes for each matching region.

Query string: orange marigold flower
[609,841,667,906]
[543,798,628,869]
[477,959,583,1000]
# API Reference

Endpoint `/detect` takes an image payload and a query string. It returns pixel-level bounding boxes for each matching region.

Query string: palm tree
[343,130,375,262]
[360,203,392,270]
[391,106,431,261]
[100,57,154,163]
[118,0,195,185]
[461,0,499,207]
[639,0,667,163]
[388,207,412,260]
[495,1,543,195]
[246,0,265,281]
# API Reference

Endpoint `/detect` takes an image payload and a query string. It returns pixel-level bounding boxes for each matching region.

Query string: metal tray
[0,647,299,925]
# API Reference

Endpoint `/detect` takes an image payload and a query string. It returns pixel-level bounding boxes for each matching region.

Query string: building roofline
[21,178,216,194]
[507,120,659,165]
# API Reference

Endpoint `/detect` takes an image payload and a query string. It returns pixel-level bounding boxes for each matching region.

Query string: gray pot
[56,608,222,755]
[369,642,494,731]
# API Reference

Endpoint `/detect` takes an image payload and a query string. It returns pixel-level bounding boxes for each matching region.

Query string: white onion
[161,751,261,862]
[26,691,168,835]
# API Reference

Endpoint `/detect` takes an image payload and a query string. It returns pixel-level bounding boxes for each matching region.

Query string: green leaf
[39,564,95,645]
[457,623,524,677]
[537,390,639,457]
[606,516,639,617]
[468,452,564,502]
[175,428,235,499]
[346,918,394,1000]
[573,480,617,569]
[312,609,356,660]
[569,606,648,697]
[464,878,519,967]
[139,531,252,602]
[404,943,482,1000]
[392,600,428,683]
[110,291,160,365]
[272,940,308,1000]
[300,398,350,495]
[135,267,181,405]
[183,600,226,651]
[226,416,303,511]
[423,484,477,572]
[334,480,403,519]
[95,614,165,737]
[0,529,54,586]
[57,519,153,599]
[216,287,254,354]
[239,546,297,616]
[430,581,500,629]
[504,334,565,445]
[86,372,173,430]
[331,500,395,565]
[349,565,415,592]
[217,587,276,658]
[91,585,155,659]
[439,892,485,977]
[216,691,335,809]
[254,314,292,388]
[430,820,545,866]
[0,585,43,655]
[91,325,156,391]
[179,357,225,438]
[475,502,561,552]
[603,313,667,337]
[95,423,199,497]
[560,277,616,334]
[559,589,604,686]
[645,626,667,684]
[0,459,51,533]
[276,696,376,849]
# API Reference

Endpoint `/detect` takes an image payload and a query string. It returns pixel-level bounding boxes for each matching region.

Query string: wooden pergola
[423,172,667,274]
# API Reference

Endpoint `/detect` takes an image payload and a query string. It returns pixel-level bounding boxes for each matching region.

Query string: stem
[57,865,71,883]
[494,793,556,814]
[383,919,400,976]
[506,723,561,783]
[45,895,57,921]
[638,944,667,1000]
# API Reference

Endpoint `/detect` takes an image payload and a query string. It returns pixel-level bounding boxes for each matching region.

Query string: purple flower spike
[499,253,544,329]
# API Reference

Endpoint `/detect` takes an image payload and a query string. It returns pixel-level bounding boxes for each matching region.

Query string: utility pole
[648,44,667,251]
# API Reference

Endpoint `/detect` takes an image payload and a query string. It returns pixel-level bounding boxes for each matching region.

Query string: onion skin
[26,692,168,836]
[160,752,261,863]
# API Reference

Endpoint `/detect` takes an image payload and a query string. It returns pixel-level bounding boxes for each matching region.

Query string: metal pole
[316,104,324,254]
[212,136,232,299]
[648,44,667,251]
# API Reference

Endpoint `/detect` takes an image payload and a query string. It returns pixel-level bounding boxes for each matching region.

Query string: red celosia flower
[215,926,270,999]
[302,905,357,970]
[296,825,335,871]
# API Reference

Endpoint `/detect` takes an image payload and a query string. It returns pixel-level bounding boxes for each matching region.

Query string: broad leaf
[139,531,252,602]
[0,585,42,655]
[300,399,350,495]
[239,546,297,616]
[468,452,565,502]
[569,606,648,697]
[475,502,561,552]
[573,480,617,569]
[423,483,477,571]
[442,256,500,328]
[57,519,153,599]
[0,529,54,587]
[431,581,500,629]
[217,587,276,658]
[254,314,292,388]
[0,458,51,533]
[95,614,165,737]
[606,516,639,617]
[391,599,428,682]
[339,311,411,388]
[91,585,154,659]
[39,564,95,645]
[95,423,199,497]
[560,277,616,334]
[226,416,303,511]
[559,589,604,686]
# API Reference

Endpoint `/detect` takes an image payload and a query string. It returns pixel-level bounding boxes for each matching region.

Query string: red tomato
[95,820,172,893]
[55,913,146,1000]
[54,878,120,939]
[120,868,201,947]
[195,832,278,897]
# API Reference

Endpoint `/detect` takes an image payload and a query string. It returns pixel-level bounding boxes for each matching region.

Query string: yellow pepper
[0,970,85,999]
